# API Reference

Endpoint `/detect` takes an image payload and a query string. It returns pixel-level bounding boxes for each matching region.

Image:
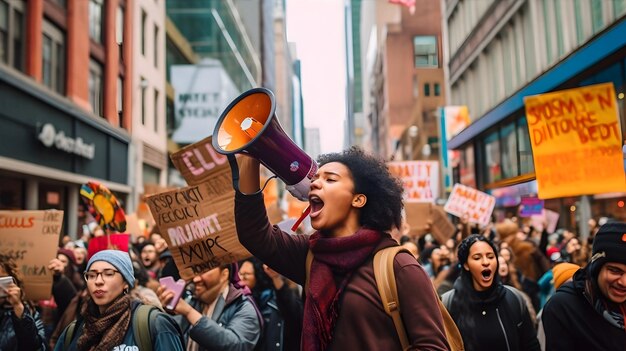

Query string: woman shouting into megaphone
[235,147,451,350]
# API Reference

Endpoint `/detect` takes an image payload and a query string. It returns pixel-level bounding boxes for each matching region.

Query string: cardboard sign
[170,136,230,186]
[524,83,626,199]
[404,202,432,237]
[430,206,457,244]
[0,210,64,300]
[530,209,560,233]
[388,161,439,202]
[519,197,544,217]
[444,184,496,226]
[87,234,131,259]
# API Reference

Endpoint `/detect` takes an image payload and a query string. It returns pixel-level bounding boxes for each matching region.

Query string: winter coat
[235,192,449,350]
[442,276,540,351]
[540,268,626,350]
[0,305,46,351]
[176,283,261,351]
[54,300,184,350]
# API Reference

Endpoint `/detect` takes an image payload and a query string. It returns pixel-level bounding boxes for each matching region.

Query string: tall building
[131,0,167,210]
[444,0,626,230]
[359,0,445,161]
[0,0,133,237]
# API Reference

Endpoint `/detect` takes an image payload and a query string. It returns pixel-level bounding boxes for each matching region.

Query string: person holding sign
[0,254,47,351]
[235,147,449,350]
[55,250,184,350]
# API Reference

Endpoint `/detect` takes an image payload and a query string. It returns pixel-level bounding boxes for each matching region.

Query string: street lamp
[408,125,418,159]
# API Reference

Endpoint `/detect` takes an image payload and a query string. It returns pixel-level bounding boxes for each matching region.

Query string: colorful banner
[0,210,64,300]
[443,106,471,141]
[524,83,626,199]
[388,161,439,202]
[444,184,496,226]
[152,135,251,280]
[519,197,544,217]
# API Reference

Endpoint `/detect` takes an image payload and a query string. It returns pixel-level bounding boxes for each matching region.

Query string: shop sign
[38,123,95,159]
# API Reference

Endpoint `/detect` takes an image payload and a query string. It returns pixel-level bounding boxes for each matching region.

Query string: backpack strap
[133,304,156,351]
[503,285,525,322]
[63,320,78,350]
[441,289,455,310]
[373,246,410,350]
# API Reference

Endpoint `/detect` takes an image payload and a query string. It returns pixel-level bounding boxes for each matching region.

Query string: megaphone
[212,88,317,202]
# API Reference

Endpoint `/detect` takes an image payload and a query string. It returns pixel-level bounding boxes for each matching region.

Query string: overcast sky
[286,0,347,153]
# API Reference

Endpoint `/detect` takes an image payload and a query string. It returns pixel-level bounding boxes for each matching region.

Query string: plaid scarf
[77,294,132,351]
[301,228,382,351]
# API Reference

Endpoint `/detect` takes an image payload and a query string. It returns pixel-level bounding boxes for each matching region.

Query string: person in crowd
[234,147,450,350]
[56,248,85,291]
[55,250,184,350]
[138,241,160,279]
[559,237,585,266]
[540,222,626,350]
[442,235,540,351]
[263,264,303,351]
[401,240,419,259]
[157,263,261,351]
[0,254,46,350]
[71,244,88,273]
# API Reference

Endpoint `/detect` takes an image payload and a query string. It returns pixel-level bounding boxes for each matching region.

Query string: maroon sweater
[235,192,450,350]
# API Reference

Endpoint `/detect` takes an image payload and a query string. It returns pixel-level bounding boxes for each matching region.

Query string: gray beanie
[86,250,135,288]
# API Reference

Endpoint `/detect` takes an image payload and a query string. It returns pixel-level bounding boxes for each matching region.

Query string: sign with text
[444,184,496,226]
[524,83,626,199]
[0,210,64,300]
[519,197,544,217]
[388,161,439,202]
[171,136,230,187]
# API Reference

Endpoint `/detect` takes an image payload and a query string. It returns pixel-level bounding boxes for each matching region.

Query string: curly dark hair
[317,147,404,232]
[0,254,29,305]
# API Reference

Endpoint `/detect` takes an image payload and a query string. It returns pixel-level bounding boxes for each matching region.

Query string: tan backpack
[306,246,464,351]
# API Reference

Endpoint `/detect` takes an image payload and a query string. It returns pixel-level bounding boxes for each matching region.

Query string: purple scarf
[301,228,382,351]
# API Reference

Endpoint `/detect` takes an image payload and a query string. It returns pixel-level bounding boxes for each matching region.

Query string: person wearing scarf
[54,250,184,351]
[235,147,450,350]
[441,235,540,351]
[540,222,626,350]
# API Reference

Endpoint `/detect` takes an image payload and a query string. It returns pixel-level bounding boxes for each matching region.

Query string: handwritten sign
[519,197,544,217]
[0,210,63,300]
[388,161,439,202]
[524,83,626,198]
[150,136,250,280]
[444,184,495,226]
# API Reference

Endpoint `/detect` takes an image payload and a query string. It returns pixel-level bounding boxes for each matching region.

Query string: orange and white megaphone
[212,88,317,204]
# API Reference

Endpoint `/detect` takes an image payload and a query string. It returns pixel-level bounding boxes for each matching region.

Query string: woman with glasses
[0,254,46,351]
[54,250,184,350]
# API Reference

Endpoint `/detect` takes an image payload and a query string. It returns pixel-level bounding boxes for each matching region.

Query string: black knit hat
[589,221,626,277]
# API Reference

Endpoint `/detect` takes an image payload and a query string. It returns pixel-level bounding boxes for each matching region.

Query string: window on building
[615,0,626,17]
[89,0,103,44]
[89,59,103,116]
[116,6,124,60]
[591,0,603,33]
[117,76,123,126]
[413,36,438,68]
[434,83,440,96]
[141,10,146,56]
[501,122,519,179]
[42,20,65,95]
[143,163,160,185]
[141,77,146,125]
[517,116,534,174]
[424,83,430,97]
[154,88,159,132]
[166,97,175,136]
[0,1,25,72]
[154,24,159,67]
[484,130,502,184]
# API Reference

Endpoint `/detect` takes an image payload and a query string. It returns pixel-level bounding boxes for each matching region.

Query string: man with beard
[540,222,626,350]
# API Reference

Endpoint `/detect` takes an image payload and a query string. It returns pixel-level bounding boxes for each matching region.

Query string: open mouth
[309,195,324,217]
[481,269,493,281]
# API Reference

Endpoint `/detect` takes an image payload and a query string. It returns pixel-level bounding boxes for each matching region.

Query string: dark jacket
[176,283,261,351]
[540,268,626,350]
[0,305,46,351]
[441,277,540,351]
[235,192,449,350]
[54,300,184,351]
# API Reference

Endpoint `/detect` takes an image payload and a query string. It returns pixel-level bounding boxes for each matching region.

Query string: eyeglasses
[84,269,121,282]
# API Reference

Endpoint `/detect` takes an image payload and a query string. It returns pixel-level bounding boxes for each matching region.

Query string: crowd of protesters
[1,148,625,350]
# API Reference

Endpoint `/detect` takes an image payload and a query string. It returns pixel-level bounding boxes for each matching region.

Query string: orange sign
[524,83,626,198]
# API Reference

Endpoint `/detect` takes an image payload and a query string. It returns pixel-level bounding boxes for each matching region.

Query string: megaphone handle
[227,154,276,195]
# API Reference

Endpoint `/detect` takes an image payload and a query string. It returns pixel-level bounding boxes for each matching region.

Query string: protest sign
[0,210,63,300]
[519,197,544,217]
[170,136,230,186]
[430,206,457,244]
[404,202,432,237]
[87,234,131,259]
[388,161,439,202]
[444,184,496,226]
[530,209,560,233]
[524,83,626,199]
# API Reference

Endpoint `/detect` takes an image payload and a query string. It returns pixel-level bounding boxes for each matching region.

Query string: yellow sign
[524,83,625,199]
